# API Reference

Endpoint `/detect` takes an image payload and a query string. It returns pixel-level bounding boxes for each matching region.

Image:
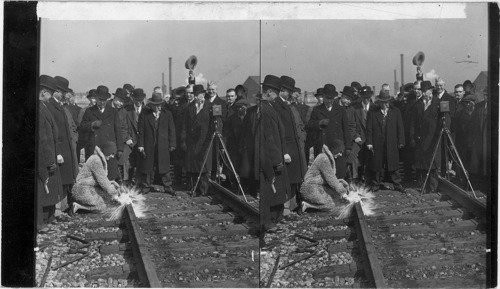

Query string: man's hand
[355,137,362,144]
[126,139,133,146]
[57,154,64,164]
[319,119,330,128]
[48,163,57,173]
[367,145,374,152]
[169,146,176,152]
[91,120,102,129]
[284,154,292,163]
[138,147,144,153]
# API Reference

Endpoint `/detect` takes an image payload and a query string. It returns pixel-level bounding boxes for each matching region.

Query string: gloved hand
[47,163,57,174]
[319,119,330,128]
[57,154,64,164]
[354,137,362,144]
[284,154,292,163]
[126,139,133,146]
[367,145,374,152]
[116,151,123,159]
[91,120,102,129]
[169,146,176,152]
[273,163,283,176]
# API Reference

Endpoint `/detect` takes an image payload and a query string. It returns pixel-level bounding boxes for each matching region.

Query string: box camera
[212,104,223,116]
[439,101,450,113]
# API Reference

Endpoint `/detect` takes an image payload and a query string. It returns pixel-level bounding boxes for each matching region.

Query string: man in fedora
[307,84,351,179]
[258,75,291,241]
[136,91,176,195]
[182,84,215,196]
[123,83,135,107]
[206,81,227,180]
[37,75,64,229]
[46,75,78,215]
[224,88,238,121]
[80,85,123,181]
[409,80,440,194]
[112,88,134,183]
[270,75,306,215]
[434,77,456,120]
[352,86,373,182]
[365,91,406,192]
[77,89,97,164]
[338,86,360,181]
[123,88,147,184]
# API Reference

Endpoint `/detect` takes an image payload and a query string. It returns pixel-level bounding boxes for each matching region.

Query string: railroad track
[260,178,489,288]
[106,180,260,288]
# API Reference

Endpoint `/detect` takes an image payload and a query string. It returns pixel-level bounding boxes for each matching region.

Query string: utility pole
[400,54,404,86]
[161,73,167,97]
[168,57,172,96]
[394,69,399,95]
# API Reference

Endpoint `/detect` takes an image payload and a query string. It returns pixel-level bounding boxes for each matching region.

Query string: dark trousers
[37,205,55,230]
[173,165,184,185]
[367,169,402,188]
[260,204,284,232]
[187,172,209,196]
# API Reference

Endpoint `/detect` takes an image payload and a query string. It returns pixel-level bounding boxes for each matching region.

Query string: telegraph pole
[168,57,172,96]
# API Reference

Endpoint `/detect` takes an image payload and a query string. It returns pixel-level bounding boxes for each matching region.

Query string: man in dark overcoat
[238,96,260,197]
[365,91,406,192]
[168,86,189,187]
[181,84,215,196]
[270,75,306,213]
[224,88,238,121]
[124,88,146,184]
[137,92,176,194]
[46,76,78,214]
[37,75,64,229]
[307,84,351,179]
[258,75,291,237]
[111,88,133,183]
[222,98,249,190]
[76,90,97,164]
[338,86,360,181]
[409,81,441,194]
[352,86,373,182]
[80,85,124,181]
[304,88,324,165]
[206,82,227,180]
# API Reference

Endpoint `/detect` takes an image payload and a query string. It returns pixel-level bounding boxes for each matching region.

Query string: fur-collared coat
[300,145,348,211]
[71,146,118,212]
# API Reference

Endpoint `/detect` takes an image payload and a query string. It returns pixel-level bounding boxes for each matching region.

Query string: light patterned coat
[300,145,348,211]
[71,146,118,212]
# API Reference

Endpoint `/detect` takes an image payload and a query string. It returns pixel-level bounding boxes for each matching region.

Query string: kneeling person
[137,92,176,195]
[300,139,349,212]
[70,142,120,213]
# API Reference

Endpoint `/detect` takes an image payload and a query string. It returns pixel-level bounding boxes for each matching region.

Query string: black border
[2,2,38,287]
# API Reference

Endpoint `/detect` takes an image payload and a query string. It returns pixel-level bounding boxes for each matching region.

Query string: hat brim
[261,83,281,91]
[149,100,164,105]
[375,96,392,102]
[360,93,373,99]
[194,90,206,95]
[421,86,434,91]
[40,83,56,92]
[340,91,356,99]
[56,85,70,93]
[97,93,111,101]
[281,84,295,91]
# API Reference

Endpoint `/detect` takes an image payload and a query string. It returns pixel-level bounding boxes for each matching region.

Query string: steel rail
[352,202,386,288]
[438,176,486,222]
[124,204,162,288]
[209,180,260,224]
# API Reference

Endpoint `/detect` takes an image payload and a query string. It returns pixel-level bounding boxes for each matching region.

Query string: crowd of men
[37,71,490,236]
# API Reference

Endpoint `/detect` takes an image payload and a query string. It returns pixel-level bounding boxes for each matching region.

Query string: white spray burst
[424,69,439,81]
[105,185,148,221]
[336,183,377,219]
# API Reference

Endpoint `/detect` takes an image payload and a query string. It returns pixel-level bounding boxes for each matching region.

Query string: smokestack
[161,73,167,97]
[168,57,172,96]
[394,69,399,95]
[400,54,404,86]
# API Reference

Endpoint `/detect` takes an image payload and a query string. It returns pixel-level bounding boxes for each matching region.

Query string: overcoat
[124,104,142,167]
[38,102,64,207]
[46,97,78,185]
[410,96,441,170]
[469,100,489,175]
[171,100,193,167]
[352,101,371,165]
[80,103,124,156]
[258,100,291,225]
[271,96,306,184]
[307,102,351,156]
[344,104,361,164]
[182,101,214,173]
[116,107,133,167]
[239,105,259,181]
[137,106,176,174]
[365,104,405,172]
[223,111,245,173]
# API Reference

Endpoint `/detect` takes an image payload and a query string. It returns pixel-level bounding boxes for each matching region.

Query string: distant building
[473,71,487,102]
[243,76,260,105]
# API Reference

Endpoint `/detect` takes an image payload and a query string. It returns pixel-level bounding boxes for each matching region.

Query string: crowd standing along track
[260,179,488,288]
[36,180,259,288]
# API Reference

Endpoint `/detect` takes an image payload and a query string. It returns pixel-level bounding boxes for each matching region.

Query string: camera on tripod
[212,104,223,117]
[439,100,450,113]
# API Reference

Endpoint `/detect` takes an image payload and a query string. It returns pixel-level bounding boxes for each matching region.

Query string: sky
[39,3,488,96]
